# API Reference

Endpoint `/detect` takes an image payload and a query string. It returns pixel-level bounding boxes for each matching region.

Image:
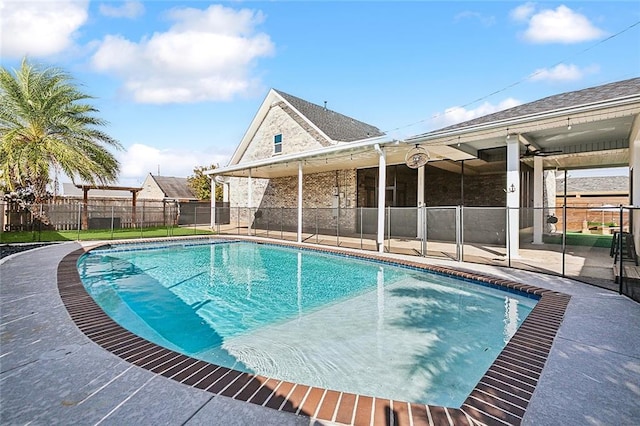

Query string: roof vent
[323,101,327,111]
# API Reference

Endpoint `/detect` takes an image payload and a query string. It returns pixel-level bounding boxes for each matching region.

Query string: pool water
[79,240,537,407]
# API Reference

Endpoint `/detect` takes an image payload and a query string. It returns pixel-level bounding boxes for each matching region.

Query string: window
[274,134,282,154]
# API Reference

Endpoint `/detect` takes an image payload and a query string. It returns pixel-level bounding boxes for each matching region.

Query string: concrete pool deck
[1,240,639,425]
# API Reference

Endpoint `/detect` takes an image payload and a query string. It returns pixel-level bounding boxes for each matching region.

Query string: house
[138,173,198,202]
[208,78,640,256]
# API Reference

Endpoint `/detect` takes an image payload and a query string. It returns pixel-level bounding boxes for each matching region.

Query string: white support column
[297,161,303,243]
[506,138,520,258]
[533,156,543,244]
[417,165,425,238]
[210,177,216,230]
[375,144,386,253]
[247,169,252,235]
[223,182,229,203]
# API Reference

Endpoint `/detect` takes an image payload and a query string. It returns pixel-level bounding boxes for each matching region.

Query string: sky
[1,1,639,188]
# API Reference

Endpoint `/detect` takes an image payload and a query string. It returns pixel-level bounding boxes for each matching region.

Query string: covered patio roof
[207,78,640,180]
[206,136,475,179]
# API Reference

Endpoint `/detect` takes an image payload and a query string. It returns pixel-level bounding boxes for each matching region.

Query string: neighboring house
[138,174,198,202]
[137,174,221,225]
[209,78,640,255]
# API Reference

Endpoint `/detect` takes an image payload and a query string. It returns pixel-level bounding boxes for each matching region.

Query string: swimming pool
[78,239,537,408]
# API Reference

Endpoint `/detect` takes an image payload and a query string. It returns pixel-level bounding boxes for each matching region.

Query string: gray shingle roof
[557,176,628,194]
[430,77,640,134]
[274,90,384,142]
[152,176,196,200]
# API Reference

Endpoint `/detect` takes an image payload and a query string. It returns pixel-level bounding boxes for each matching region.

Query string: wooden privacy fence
[1,200,219,231]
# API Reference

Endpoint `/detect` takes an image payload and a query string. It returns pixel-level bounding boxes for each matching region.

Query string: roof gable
[150,175,196,200]
[228,89,384,165]
[428,77,640,134]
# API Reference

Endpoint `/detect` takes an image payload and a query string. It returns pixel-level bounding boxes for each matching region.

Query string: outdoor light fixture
[504,183,516,193]
[567,117,572,130]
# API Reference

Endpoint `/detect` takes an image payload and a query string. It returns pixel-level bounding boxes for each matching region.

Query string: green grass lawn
[0,226,213,244]
[543,232,613,248]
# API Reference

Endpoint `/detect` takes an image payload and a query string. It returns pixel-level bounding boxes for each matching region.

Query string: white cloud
[0,0,88,58]
[509,2,536,22]
[515,5,606,43]
[118,143,228,185]
[99,1,144,19]
[454,11,495,27]
[530,63,600,82]
[432,98,522,128]
[91,4,274,104]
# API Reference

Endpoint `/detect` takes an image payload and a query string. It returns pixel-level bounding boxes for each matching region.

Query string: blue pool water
[78,240,537,407]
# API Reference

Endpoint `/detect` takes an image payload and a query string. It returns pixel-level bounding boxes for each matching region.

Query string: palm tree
[0,58,122,203]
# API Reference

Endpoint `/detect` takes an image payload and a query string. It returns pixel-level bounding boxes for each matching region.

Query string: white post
[375,144,386,253]
[417,165,425,238]
[533,156,543,244]
[247,169,252,235]
[297,161,303,243]
[210,177,216,230]
[506,138,520,258]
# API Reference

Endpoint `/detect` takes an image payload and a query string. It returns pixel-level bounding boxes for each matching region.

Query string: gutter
[205,135,395,176]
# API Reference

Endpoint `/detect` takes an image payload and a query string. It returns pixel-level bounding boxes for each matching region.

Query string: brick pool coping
[57,238,570,426]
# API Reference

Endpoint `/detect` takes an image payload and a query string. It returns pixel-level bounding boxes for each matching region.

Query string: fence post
[360,207,362,250]
[110,206,115,240]
[386,206,391,253]
[618,206,624,295]
[76,203,82,241]
[336,205,340,247]
[459,205,464,261]
[194,206,198,235]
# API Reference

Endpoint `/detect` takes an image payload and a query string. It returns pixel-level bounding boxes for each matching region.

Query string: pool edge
[58,238,570,426]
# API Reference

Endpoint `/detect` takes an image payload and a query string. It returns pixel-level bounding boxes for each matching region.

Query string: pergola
[75,185,143,230]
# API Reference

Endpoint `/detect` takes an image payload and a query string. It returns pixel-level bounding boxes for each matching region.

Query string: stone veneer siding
[240,101,329,163]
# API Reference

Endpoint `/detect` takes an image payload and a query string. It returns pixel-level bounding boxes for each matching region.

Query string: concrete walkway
[1,241,639,425]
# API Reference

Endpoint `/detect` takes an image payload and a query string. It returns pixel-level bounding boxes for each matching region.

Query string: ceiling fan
[521,144,562,158]
[405,145,430,169]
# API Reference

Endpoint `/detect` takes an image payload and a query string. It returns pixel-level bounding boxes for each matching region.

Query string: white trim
[206,134,393,176]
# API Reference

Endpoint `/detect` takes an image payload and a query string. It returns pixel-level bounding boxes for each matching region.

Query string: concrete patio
[1,241,639,425]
